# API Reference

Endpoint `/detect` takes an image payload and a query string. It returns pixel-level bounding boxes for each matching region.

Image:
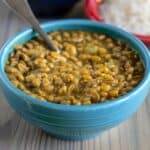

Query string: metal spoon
[5,0,59,52]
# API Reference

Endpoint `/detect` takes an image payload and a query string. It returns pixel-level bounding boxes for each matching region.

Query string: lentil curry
[5,31,144,105]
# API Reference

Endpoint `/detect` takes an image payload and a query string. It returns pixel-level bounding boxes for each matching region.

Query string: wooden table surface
[0,2,150,150]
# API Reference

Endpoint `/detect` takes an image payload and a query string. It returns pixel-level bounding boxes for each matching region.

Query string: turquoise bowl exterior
[0,20,150,140]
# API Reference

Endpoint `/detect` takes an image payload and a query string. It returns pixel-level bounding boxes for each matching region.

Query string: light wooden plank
[100,131,110,150]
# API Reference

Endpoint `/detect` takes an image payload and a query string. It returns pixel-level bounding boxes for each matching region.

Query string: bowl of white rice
[84,0,150,47]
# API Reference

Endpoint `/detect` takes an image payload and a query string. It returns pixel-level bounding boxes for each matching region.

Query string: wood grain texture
[0,1,150,150]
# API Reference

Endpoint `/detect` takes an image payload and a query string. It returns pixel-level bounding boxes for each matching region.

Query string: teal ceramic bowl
[0,20,150,140]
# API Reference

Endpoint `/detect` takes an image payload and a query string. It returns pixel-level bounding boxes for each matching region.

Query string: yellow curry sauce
[5,31,144,105]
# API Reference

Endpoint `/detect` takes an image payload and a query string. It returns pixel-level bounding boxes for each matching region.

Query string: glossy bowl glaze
[84,0,150,47]
[0,20,150,140]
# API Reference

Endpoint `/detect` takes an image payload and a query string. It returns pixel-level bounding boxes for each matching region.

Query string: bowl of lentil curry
[4,29,146,105]
[0,20,150,140]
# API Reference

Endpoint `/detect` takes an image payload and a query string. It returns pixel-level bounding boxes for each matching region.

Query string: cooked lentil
[5,30,145,105]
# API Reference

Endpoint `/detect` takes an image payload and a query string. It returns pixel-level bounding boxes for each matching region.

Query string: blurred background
[28,0,81,17]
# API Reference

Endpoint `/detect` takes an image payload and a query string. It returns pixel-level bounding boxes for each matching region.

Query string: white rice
[100,0,150,35]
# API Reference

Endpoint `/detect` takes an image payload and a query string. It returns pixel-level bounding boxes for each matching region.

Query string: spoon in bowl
[5,0,59,52]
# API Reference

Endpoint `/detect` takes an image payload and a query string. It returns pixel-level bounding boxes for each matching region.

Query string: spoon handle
[5,0,59,51]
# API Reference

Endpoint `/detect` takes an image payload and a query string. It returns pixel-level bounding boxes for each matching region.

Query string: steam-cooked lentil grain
[5,31,144,105]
